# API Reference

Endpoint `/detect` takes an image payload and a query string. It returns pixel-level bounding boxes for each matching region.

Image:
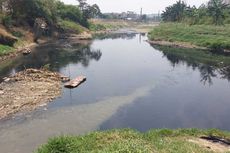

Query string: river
[0,32,230,153]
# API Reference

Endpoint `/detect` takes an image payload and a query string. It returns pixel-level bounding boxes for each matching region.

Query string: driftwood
[64,76,86,88]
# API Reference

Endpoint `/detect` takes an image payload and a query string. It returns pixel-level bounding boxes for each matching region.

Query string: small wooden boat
[22,48,31,55]
[64,76,86,88]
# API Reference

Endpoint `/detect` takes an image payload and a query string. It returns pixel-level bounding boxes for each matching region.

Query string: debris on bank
[0,69,62,120]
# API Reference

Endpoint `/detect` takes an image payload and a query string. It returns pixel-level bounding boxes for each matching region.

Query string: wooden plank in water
[64,76,86,88]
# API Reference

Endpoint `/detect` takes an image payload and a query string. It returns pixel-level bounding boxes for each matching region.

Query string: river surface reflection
[0,33,230,153]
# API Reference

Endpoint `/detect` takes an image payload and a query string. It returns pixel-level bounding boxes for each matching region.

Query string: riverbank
[0,20,92,62]
[36,128,230,153]
[0,25,54,62]
[148,23,230,52]
[90,19,157,34]
[0,69,62,120]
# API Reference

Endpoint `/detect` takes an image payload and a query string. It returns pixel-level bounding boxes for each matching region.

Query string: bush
[0,44,13,55]
[58,20,84,34]
[2,16,13,28]
[89,23,106,31]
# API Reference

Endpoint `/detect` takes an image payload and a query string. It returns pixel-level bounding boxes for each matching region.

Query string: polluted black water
[0,32,230,153]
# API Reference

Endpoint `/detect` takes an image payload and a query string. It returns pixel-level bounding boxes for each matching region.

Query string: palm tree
[208,0,229,25]
[162,0,187,22]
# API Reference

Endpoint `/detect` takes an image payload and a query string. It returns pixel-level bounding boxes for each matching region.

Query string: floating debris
[22,48,32,55]
[64,76,86,88]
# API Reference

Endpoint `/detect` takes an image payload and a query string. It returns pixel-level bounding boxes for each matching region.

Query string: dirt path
[188,138,230,153]
[0,69,62,120]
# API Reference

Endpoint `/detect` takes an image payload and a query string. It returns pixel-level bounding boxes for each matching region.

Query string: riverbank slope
[0,20,90,62]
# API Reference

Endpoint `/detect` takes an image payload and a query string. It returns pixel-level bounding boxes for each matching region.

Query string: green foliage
[1,0,100,30]
[162,0,230,25]
[162,0,187,22]
[0,44,13,55]
[2,15,13,28]
[89,23,107,31]
[42,63,51,70]
[58,20,84,34]
[207,0,229,25]
[6,0,57,26]
[56,1,86,26]
[77,0,101,19]
[149,23,230,50]
[36,128,230,153]
[11,31,24,38]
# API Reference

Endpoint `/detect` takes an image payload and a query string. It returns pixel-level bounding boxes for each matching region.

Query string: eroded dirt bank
[0,69,62,120]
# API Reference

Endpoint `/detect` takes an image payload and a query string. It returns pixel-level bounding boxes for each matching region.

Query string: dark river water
[0,32,230,153]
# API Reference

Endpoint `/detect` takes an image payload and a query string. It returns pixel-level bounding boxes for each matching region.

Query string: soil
[147,40,207,50]
[0,69,62,120]
[188,138,230,153]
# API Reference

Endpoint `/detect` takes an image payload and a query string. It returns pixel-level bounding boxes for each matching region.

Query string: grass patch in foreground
[58,20,85,34]
[148,23,230,50]
[0,44,13,56]
[36,128,230,153]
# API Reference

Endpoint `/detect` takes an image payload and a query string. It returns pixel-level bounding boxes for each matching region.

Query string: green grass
[58,20,85,34]
[36,128,230,153]
[0,44,13,56]
[89,22,121,32]
[89,20,127,32]
[89,23,107,31]
[148,23,230,50]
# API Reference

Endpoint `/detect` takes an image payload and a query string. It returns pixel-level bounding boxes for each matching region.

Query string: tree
[162,0,187,22]
[77,0,87,11]
[56,1,83,24]
[5,0,58,26]
[207,0,229,25]
[77,0,101,19]
[83,4,101,19]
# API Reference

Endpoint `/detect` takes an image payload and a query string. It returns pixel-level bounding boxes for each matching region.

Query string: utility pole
[140,8,143,21]
[140,8,142,16]
[158,10,160,22]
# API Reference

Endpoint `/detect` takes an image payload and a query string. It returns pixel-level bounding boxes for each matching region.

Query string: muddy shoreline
[147,40,230,54]
[0,38,53,63]
[147,40,207,50]
[0,69,62,120]
[0,43,37,62]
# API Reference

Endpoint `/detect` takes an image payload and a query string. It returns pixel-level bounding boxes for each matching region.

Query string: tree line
[162,0,230,25]
[0,0,101,29]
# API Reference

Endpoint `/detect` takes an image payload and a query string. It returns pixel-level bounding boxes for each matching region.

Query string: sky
[61,0,208,14]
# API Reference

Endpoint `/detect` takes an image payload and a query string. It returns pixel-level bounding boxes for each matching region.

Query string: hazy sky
[61,0,208,14]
